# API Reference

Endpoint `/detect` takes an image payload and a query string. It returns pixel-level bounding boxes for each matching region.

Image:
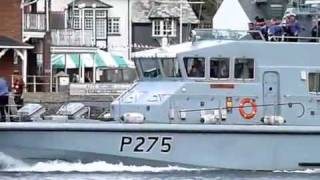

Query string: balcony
[51,29,95,47]
[24,13,46,31]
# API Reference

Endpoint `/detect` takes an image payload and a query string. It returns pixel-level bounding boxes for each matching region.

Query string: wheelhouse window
[160,59,181,77]
[210,58,230,79]
[139,59,162,78]
[184,57,205,78]
[309,73,320,92]
[136,58,181,79]
[234,58,254,79]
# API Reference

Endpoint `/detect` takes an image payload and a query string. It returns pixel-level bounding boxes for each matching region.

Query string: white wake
[274,169,320,174]
[0,153,209,173]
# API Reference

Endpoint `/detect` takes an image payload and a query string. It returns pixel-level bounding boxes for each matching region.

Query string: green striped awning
[51,50,134,69]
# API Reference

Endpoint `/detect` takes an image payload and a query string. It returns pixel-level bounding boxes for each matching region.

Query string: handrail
[180,102,305,118]
[51,29,95,47]
[12,75,58,93]
[191,29,265,42]
[24,13,46,31]
[269,35,320,42]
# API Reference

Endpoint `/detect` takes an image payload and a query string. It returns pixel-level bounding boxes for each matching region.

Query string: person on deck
[286,14,301,42]
[12,74,24,109]
[254,16,268,40]
[0,77,9,122]
[268,18,283,41]
[311,20,320,42]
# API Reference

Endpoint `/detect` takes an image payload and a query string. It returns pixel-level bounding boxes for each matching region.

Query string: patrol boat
[1,29,320,171]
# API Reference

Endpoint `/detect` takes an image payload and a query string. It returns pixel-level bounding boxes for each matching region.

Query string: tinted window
[183,57,205,78]
[234,58,254,79]
[309,73,320,92]
[140,59,161,78]
[161,59,181,77]
[210,58,230,78]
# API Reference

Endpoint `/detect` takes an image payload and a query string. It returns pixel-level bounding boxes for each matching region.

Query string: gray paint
[1,123,320,170]
[239,0,289,20]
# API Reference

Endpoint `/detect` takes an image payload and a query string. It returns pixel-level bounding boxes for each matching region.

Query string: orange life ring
[239,98,257,120]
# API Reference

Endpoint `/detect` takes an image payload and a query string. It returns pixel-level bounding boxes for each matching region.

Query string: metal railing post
[33,75,36,93]
[56,77,59,93]
[50,75,53,93]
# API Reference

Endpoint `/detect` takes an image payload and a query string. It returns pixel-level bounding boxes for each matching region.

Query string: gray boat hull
[0,122,319,170]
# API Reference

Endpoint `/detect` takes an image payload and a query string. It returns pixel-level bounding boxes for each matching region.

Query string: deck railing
[11,75,57,93]
[24,13,46,31]
[51,29,95,47]
[286,4,320,15]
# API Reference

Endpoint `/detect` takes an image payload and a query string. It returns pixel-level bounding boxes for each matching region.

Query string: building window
[83,10,93,30]
[152,19,176,37]
[183,57,205,78]
[84,10,93,17]
[73,18,80,29]
[309,73,320,92]
[73,10,79,16]
[210,58,230,79]
[85,18,93,29]
[96,10,106,18]
[153,20,161,36]
[71,10,80,29]
[96,18,106,39]
[108,17,120,34]
[234,58,254,79]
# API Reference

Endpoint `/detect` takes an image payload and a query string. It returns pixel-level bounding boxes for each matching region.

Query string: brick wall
[0,50,20,88]
[0,0,22,40]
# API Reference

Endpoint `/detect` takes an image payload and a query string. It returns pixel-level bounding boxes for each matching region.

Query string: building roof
[148,3,182,18]
[132,0,199,24]
[68,0,112,8]
[0,36,33,49]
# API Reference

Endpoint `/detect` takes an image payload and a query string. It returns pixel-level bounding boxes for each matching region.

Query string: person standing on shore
[0,77,9,122]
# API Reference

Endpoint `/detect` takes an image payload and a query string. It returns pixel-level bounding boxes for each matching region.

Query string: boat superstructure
[111,29,317,126]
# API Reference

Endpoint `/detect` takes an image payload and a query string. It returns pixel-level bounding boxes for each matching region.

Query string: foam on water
[0,152,28,169]
[0,152,209,173]
[274,169,320,174]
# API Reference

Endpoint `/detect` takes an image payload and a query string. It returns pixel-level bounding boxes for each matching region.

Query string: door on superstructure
[263,71,280,116]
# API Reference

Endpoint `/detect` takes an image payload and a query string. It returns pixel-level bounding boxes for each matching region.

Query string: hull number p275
[120,136,173,153]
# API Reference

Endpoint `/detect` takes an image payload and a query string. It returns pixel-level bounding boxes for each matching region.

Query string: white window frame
[234,58,255,80]
[96,10,106,18]
[209,57,231,80]
[308,72,320,94]
[152,19,176,37]
[183,57,206,79]
[96,18,107,39]
[84,9,93,30]
[108,17,120,35]
[72,9,80,29]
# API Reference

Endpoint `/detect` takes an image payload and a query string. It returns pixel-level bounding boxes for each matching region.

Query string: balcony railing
[24,13,46,31]
[286,4,320,15]
[51,29,95,47]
